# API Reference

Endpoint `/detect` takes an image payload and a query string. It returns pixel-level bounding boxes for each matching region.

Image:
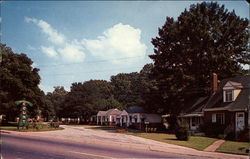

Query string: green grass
[216,141,250,155]
[85,125,216,150]
[0,125,64,132]
[127,132,217,151]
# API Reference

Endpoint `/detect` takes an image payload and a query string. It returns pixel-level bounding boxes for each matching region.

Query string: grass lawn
[0,125,64,132]
[216,141,250,155]
[85,125,217,150]
[128,132,217,151]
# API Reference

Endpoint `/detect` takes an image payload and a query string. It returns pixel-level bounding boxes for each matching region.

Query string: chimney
[212,73,218,93]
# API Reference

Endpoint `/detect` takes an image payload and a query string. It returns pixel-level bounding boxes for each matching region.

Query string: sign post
[15,100,33,130]
[144,121,149,133]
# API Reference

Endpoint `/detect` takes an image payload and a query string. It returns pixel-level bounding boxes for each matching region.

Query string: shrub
[49,122,60,128]
[175,120,190,141]
[203,123,225,138]
[29,122,44,130]
[225,131,236,141]
[238,129,249,142]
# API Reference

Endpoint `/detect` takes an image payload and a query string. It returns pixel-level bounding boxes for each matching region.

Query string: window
[224,90,233,102]
[212,113,225,124]
[216,113,224,124]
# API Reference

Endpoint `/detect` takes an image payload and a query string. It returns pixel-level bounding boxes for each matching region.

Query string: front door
[235,112,245,132]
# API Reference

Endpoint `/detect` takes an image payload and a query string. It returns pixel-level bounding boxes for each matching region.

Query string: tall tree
[0,44,45,120]
[62,80,118,121]
[45,86,68,120]
[111,72,144,108]
[149,2,249,114]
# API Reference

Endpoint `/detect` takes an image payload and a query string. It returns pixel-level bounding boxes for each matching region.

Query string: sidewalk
[204,140,225,152]
[1,126,248,159]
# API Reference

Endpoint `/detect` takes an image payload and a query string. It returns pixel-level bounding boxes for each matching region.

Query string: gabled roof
[204,75,249,112]
[97,111,107,116]
[105,109,122,116]
[223,81,243,89]
[183,96,209,114]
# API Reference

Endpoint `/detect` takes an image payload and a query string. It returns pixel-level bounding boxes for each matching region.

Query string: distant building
[96,107,163,131]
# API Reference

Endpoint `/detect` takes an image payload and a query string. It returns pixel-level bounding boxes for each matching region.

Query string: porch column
[127,115,129,127]
[120,116,122,127]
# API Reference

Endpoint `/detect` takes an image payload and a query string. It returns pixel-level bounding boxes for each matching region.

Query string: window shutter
[212,114,216,123]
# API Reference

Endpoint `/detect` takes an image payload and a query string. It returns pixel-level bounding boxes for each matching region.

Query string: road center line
[69,151,115,159]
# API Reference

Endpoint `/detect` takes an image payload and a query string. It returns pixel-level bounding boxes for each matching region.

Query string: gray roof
[183,96,209,113]
[126,107,145,113]
[204,75,250,112]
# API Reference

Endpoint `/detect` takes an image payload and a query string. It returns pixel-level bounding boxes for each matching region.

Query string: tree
[62,80,117,122]
[149,2,249,114]
[46,86,67,119]
[111,72,145,108]
[0,44,45,120]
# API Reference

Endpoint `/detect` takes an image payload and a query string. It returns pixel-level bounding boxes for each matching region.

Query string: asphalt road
[1,133,209,159]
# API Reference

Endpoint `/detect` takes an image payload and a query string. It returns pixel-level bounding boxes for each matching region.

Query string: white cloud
[25,17,86,62]
[32,62,38,68]
[58,43,85,62]
[41,46,58,57]
[25,17,65,45]
[0,17,2,23]
[25,18,146,64]
[83,23,147,63]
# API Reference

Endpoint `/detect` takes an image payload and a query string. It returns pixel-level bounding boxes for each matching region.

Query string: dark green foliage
[175,120,190,141]
[0,44,45,121]
[29,121,45,130]
[62,80,120,121]
[111,72,143,108]
[45,86,67,120]
[49,121,60,128]
[149,2,249,115]
[203,123,226,138]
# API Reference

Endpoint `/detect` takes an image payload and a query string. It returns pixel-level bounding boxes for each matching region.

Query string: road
[0,125,247,159]
[1,132,206,159]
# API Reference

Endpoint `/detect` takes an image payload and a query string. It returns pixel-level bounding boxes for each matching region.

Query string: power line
[38,56,147,67]
[41,66,143,76]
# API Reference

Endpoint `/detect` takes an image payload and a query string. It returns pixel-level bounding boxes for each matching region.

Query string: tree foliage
[45,86,68,120]
[62,80,118,121]
[0,44,45,120]
[149,2,249,114]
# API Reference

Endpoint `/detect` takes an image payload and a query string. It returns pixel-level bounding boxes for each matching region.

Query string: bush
[175,120,190,141]
[203,123,225,138]
[29,122,44,130]
[225,131,236,141]
[49,122,60,128]
[238,129,249,142]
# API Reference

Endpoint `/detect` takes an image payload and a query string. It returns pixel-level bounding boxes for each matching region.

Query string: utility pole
[248,64,250,157]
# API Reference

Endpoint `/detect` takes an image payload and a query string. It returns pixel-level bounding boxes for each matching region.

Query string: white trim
[212,113,216,123]
[235,112,245,132]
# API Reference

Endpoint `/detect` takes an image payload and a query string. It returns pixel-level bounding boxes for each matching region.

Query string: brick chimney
[212,73,218,93]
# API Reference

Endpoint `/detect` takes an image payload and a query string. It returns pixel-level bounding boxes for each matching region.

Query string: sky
[1,1,249,93]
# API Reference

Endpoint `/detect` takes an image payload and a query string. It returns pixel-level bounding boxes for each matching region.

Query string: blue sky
[1,1,249,93]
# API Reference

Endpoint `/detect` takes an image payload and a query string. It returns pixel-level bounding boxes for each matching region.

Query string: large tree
[149,2,249,114]
[111,72,146,108]
[45,86,68,120]
[0,44,45,120]
[62,80,119,121]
